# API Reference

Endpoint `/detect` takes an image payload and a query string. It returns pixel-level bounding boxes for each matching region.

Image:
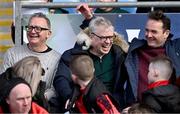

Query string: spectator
[76,1,128,30]
[1,13,61,102]
[76,0,128,20]
[142,56,180,113]
[0,77,48,114]
[53,16,129,112]
[124,10,180,104]
[65,55,120,113]
[51,0,77,13]
[136,0,180,13]
[22,0,50,15]
[94,0,129,13]
[118,0,137,13]
[0,56,49,110]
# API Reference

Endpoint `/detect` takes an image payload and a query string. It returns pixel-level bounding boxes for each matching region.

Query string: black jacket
[142,84,180,113]
[67,77,120,113]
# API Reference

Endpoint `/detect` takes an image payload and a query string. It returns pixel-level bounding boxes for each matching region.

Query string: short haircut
[28,12,51,29]
[89,16,114,34]
[148,10,171,30]
[150,56,173,80]
[12,56,44,96]
[69,55,94,81]
[128,103,155,114]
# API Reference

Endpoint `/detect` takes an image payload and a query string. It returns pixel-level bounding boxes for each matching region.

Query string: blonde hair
[150,56,173,80]
[12,56,44,96]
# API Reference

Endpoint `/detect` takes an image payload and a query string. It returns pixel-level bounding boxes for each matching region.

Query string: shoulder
[6,45,27,53]
[31,102,49,114]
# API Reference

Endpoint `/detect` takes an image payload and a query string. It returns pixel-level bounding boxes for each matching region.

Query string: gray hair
[12,56,44,96]
[89,16,114,33]
[28,12,51,29]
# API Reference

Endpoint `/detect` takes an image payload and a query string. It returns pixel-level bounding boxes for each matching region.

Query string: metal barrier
[15,1,180,46]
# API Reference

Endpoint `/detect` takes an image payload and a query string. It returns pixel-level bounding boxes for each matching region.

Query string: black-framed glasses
[91,32,115,42]
[25,25,49,33]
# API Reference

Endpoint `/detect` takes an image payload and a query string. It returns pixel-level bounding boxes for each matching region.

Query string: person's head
[145,10,170,48]
[96,0,117,11]
[148,56,173,84]
[12,56,45,96]
[128,103,155,114]
[0,78,32,114]
[89,16,115,57]
[26,13,52,47]
[69,55,95,85]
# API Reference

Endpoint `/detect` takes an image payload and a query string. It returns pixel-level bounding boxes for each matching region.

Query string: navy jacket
[125,38,180,103]
[53,44,128,111]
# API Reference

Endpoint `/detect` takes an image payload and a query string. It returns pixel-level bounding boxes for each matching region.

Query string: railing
[15,1,180,45]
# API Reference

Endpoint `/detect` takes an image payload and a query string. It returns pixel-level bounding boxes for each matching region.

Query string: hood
[76,28,129,53]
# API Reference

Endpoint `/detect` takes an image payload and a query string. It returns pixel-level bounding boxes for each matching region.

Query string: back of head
[12,56,45,96]
[69,55,94,81]
[148,10,170,31]
[89,16,114,34]
[150,56,173,80]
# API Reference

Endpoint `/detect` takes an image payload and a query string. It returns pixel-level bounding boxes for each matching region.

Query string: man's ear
[154,69,160,77]
[164,29,170,39]
[46,30,52,39]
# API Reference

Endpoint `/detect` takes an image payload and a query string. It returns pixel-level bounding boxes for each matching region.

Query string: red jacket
[0,102,48,114]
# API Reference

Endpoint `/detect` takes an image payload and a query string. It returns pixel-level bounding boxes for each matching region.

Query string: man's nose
[146,32,153,38]
[23,99,28,105]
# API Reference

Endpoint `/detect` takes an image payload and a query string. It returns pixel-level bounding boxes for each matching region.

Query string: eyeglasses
[91,32,115,42]
[25,25,49,33]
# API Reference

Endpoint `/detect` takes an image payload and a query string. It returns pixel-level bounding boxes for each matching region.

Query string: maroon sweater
[137,45,165,101]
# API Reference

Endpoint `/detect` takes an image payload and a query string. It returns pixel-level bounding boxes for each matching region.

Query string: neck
[28,44,48,52]
[90,49,104,58]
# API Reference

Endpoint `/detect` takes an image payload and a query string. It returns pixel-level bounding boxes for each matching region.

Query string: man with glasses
[1,13,61,106]
[53,16,129,112]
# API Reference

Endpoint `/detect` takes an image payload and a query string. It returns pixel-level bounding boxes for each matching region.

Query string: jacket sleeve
[96,94,120,114]
[79,16,95,30]
[53,52,73,107]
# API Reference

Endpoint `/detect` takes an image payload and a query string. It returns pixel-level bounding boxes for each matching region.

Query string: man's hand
[76,3,93,20]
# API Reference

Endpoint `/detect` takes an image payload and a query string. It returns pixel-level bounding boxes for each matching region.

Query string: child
[142,56,180,113]
[65,55,120,113]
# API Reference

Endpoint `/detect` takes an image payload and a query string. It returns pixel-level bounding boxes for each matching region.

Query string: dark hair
[28,12,51,29]
[128,103,155,114]
[148,10,171,30]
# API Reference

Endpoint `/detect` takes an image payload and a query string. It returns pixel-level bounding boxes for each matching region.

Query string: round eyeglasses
[25,26,49,33]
